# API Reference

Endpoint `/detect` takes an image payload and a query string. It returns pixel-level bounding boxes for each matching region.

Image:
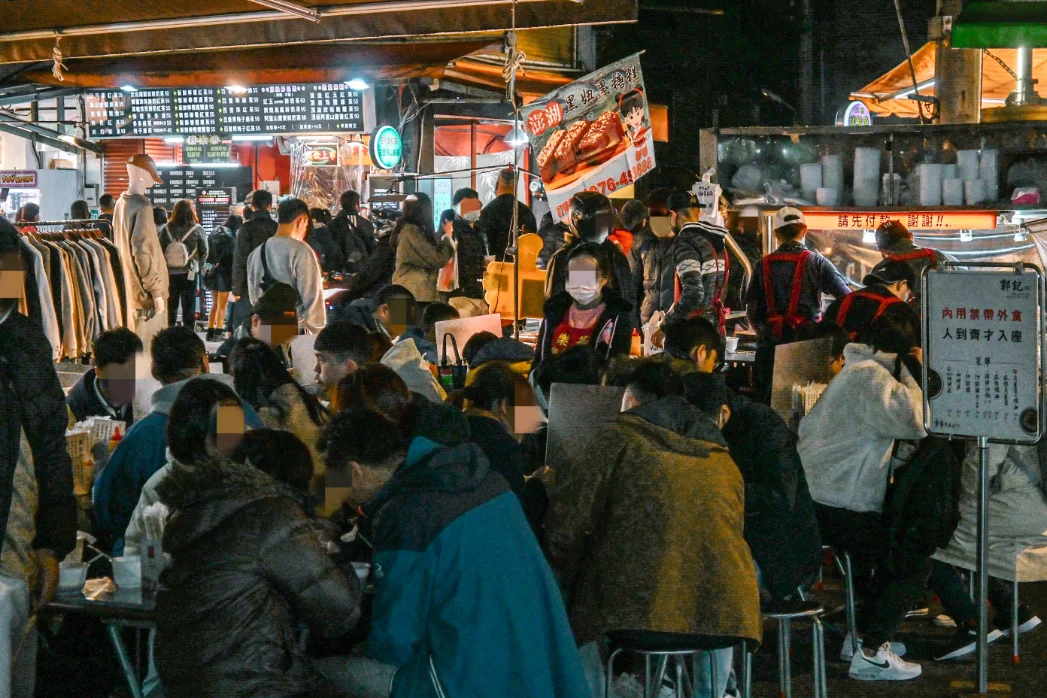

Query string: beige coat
[391,223,453,303]
[114,192,169,321]
[933,443,1047,582]
[258,383,328,479]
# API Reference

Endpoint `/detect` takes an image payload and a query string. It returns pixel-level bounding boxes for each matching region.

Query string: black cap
[667,190,700,213]
[252,282,299,322]
[568,191,615,243]
[863,259,915,287]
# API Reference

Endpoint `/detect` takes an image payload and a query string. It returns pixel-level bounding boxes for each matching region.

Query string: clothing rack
[15,219,127,361]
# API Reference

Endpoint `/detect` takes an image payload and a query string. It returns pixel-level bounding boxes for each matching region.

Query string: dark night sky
[596,0,936,179]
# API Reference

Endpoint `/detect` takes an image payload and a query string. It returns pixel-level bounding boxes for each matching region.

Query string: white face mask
[566,280,601,306]
[463,210,481,223]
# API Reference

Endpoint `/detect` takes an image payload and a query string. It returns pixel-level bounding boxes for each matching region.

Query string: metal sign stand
[975,434,990,694]
[922,261,1044,695]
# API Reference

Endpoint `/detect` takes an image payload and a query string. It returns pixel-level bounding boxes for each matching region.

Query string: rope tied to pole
[52,36,68,82]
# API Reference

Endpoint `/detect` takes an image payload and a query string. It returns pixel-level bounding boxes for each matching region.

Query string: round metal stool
[604,631,739,698]
[742,602,827,698]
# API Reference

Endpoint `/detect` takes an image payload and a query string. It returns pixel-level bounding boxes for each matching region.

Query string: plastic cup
[351,562,371,587]
[815,188,839,206]
[58,562,88,592]
[725,336,740,354]
[112,555,142,589]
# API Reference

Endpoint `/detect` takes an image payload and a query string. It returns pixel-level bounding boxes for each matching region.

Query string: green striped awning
[953,1,1047,48]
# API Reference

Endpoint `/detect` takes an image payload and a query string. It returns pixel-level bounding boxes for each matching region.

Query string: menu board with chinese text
[924,268,1042,442]
[150,167,252,216]
[183,135,233,164]
[86,83,368,139]
[197,188,234,232]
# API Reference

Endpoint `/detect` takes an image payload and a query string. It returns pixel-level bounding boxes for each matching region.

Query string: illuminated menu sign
[150,166,252,210]
[183,135,234,164]
[86,83,368,139]
[197,188,235,231]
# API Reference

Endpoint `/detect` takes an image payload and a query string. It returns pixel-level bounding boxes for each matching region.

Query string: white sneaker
[848,642,922,681]
[839,633,907,661]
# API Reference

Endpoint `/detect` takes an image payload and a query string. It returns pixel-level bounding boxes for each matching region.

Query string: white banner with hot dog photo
[522,53,656,221]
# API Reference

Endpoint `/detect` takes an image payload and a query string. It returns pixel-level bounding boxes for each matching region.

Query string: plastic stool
[605,632,737,698]
[742,602,827,698]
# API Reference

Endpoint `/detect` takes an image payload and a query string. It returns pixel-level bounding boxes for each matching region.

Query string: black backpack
[885,435,963,576]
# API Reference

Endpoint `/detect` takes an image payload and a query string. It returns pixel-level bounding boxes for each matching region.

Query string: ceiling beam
[0,87,80,107]
[0,122,91,155]
[0,0,582,42]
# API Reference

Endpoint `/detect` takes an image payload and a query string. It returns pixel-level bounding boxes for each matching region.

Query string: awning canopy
[849,42,1041,118]
[953,1,1047,49]
[0,0,635,66]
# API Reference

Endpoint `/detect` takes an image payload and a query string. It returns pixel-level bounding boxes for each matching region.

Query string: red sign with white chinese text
[806,210,998,231]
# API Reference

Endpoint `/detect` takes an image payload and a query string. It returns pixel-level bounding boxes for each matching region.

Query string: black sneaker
[998,605,1042,636]
[934,625,1004,662]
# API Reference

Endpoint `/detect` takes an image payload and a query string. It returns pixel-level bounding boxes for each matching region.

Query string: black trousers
[753,343,776,405]
[815,503,931,649]
[168,273,198,327]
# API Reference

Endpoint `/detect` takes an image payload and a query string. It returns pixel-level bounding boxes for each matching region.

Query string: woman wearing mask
[204,213,239,340]
[159,199,208,328]
[534,242,633,371]
[391,192,454,307]
[229,338,330,496]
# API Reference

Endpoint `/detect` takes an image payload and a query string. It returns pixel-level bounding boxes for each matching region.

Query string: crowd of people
[2,174,1046,698]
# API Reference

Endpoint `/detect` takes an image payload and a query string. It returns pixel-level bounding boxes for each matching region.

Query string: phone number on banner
[551,145,654,220]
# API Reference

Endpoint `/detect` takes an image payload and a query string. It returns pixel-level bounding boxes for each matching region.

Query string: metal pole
[976,435,990,693]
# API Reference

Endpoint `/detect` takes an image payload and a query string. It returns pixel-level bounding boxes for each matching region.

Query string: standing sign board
[521,53,655,221]
[922,263,1044,693]
[923,267,1043,442]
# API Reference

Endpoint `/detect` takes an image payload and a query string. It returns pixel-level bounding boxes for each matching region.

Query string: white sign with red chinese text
[521,53,655,221]
[924,268,1043,442]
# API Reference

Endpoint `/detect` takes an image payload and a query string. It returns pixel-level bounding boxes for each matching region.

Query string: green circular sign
[370,125,403,170]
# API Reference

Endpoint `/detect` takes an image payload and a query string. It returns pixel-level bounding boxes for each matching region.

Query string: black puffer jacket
[155,457,361,698]
[232,210,277,297]
[452,218,488,299]
[719,388,821,600]
[0,308,77,561]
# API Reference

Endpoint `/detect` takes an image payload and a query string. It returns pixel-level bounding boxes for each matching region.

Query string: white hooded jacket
[798,343,926,513]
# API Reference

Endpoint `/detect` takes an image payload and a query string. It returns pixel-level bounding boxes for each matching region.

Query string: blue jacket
[367,435,590,698]
[92,374,261,554]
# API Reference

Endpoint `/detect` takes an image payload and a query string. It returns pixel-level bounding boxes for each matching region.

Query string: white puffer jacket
[798,343,926,513]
